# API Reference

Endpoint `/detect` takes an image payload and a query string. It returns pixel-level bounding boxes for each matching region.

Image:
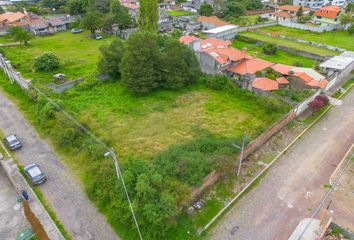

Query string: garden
[0,31,291,239]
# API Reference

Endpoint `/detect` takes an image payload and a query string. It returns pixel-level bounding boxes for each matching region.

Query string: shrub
[348,24,354,34]
[293,61,303,67]
[262,43,277,55]
[308,95,329,112]
[204,75,230,90]
[34,52,60,72]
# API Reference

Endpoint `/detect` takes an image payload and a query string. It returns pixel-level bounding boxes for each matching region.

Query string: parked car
[4,134,22,151]
[92,34,102,40]
[71,28,83,34]
[24,164,46,185]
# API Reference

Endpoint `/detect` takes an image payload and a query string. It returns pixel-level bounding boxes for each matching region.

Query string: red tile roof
[252,77,279,91]
[197,16,230,27]
[276,5,309,12]
[205,47,248,64]
[227,57,274,75]
[179,35,200,44]
[0,12,28,24]
[200,38,231,50]
[273,11,292,18]
[121,2,139,9]
[314,5,342,19]
[276,77,289,84]
[306,79,328,89]
[271,64,294,75]
[293,72,313,82]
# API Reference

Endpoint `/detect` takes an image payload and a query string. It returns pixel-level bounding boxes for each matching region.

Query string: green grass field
[232,40,317,67]
[0,31,113,84]
[168,10,194,16]
[239,32,339,56]
[256,25,354,51]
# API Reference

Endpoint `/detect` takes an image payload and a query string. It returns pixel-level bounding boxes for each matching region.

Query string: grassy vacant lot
[239,32,339,56]
[168,10,194,16]
[0,31,291,240]
[257,25,354,51]
[0,31,113,84]
[232,39,316,67]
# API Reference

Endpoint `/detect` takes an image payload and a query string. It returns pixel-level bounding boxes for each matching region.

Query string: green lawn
[256,25,354,51]
[232,40,317,67]
[0,31,113,84]
[239,32,339,56]
[168,10,194,16]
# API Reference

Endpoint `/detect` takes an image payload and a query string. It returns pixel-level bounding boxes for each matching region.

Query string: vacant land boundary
[239,32,339,57]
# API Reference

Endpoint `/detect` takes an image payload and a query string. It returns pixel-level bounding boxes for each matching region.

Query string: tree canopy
[138,0,159,32]
[98,38,125,78]
[8,26,33,45]
[199,3,214,16]
[81,11,102,34]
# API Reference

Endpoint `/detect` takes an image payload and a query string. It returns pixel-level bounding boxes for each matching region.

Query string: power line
[296,147,354,240]
[30,85,144,240]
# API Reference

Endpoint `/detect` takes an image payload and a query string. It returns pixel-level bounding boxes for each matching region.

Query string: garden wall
[278,21,339,33]
[245,9,274,15]
[277,45,328,61]
[235,21,277,32]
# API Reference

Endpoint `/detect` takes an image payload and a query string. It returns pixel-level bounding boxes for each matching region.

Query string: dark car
[91,33,102,40]
[71,28,83,34]
[24,164,46,185]
[4,134,22,150]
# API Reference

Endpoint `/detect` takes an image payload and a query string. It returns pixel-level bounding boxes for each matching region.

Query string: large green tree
[222,1,245,18]
[138,0,159,32]
[199,3,214,16]
[8,27,32,45]
[120,32,162,94]
[66,0,88,15]
[110,0,132,29]
[81,11,102,34]
[98,38,125,78]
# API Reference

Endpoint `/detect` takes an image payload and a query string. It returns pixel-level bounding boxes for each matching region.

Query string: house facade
[313,5,342,26]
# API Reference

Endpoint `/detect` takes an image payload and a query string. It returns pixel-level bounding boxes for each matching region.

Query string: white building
[202,25,238,41]
[293,0,325,9]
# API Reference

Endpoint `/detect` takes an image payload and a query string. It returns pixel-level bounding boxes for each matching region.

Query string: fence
[235,21,277,32]
[0,54,30,89]
[23,200,50,240]
[245,9,274,16]
[278,21,340,33]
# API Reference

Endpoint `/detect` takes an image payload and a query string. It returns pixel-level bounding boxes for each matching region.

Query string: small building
[319,53,354,75]
[176,16,200,32]
[313,5,342,26]
[202,25,238,41]
[276,77,290,88]
[270,5,310,21]
[0,11,29,27]
[29,19,49,35]
[252,77,279,92]
[48,17,66,32]
[197,16,230,30]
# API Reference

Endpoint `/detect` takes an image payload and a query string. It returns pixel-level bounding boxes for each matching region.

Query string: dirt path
[210,89,354,240]
[0,90,119,240]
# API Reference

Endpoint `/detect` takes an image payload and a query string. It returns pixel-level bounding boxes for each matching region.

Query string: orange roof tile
[205,47,248,64]
[306,79,329,89]
[227,57,274,75]
[276,5,309,12]
[197,16,229,27]
[271,64,294,75]
[179,35,200,44]
[0,12,28,24]
[314,5,342,19]
[273,11,292,18]
[276,77,289,84]
[200,38,231,50]
[252,77,279,91]
[293,72,313,82]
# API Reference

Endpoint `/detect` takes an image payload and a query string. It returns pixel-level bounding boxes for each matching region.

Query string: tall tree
[81,11,102,34]
[120,32,162,94]
[98,38,125,78]
[296,6,303,17]
[199,3,214,16]
[110,0,132,29]
[222,1,245,18]
[138,0,159,32]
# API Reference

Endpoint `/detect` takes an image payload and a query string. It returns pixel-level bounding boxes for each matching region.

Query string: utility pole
[237,133,246,177]
[109,149,143,240]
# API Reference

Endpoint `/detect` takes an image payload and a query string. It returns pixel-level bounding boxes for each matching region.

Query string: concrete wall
[199,52,221,75]
[278,20,339,32]
[235,21,277,32]
[205,28,238,40]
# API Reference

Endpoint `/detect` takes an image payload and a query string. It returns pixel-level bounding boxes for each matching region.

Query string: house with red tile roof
[252,77,279,92]
[179,35,200,44]
[0,12,30,27]
[197,16,230,30]
[270,5,310,22]
[226,56,274,75]
[276,77,289,88]
[314,5,342,26]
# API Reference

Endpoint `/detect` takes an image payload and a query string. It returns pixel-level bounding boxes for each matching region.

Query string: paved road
[210,89,354,240]
[0,90,119,240]
[0,168,30,239]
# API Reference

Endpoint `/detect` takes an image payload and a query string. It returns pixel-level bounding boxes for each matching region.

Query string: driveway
[210,89,354,240]
[0,90,119,240]
[0,168,30,239]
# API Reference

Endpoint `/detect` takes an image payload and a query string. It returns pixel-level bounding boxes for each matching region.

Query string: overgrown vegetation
[34,52,60,72]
